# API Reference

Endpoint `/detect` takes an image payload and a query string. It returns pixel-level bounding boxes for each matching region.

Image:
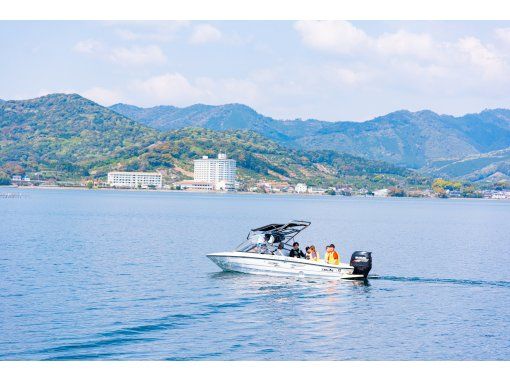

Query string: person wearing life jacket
[325,244,340,265]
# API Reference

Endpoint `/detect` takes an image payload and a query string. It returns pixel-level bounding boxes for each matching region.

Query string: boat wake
[374,275,510,289]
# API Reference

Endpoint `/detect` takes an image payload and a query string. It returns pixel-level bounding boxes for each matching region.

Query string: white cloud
[82,86,123,105]
[293,21,510,90]
[201,77,259,103]
[73,39,104,55]
[457,37,505,77]
[189,24,222,44]
[376,30,436,60]
[108,45,167,66]
[74,38,167,66]
[294,21,437,60]
[131,72,261,107]
[332,68,365,85]
[63,22,510,121]
[294,20,370,54]
[133,73,203,104]
[113,21,191,42]
[495,27,510,45]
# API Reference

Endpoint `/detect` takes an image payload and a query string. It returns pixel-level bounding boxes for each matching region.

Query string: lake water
[1,189,509,360]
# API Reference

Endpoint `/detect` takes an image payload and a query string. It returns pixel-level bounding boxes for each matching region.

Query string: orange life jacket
[325,250,339,265]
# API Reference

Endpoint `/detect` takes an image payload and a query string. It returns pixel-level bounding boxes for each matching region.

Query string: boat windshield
[236,237,293,254]
[236,239,259,253]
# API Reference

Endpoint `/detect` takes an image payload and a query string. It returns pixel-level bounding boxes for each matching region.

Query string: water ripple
[377,275,510,289]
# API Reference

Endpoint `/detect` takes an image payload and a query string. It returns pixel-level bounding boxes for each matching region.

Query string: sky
[2,20,510,121]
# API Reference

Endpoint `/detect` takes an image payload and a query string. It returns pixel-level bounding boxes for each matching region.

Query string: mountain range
[0,94,420,189]
[111,102,510,179]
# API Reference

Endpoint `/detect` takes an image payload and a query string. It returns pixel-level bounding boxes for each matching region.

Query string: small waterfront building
[308,187,326,194]
[215,180,236,191]
[11,175,31,184]
[373,188,390,197]
[174,180,214,191]
[295,183,308,193]
[337,187,352,196]
[107,171,162,189]
[255,180,290,193]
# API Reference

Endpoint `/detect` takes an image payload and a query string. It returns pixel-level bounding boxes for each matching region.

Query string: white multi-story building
[193,153,236,191]
[107,171,162,189]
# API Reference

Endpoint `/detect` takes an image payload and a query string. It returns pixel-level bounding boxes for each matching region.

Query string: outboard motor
[350,251,372,278]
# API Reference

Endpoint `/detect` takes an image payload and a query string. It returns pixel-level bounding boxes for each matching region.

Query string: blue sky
[2,21,510,121]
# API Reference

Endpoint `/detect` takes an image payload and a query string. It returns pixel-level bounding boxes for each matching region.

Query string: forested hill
[0,94,423,189]
[0,93,158,176]
[111,102,510,170]
[424,148,510,182]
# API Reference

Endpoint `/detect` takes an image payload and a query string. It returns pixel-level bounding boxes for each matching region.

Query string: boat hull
[207,251,365,279]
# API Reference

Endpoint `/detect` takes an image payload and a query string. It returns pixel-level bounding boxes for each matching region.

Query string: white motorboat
[207,220,372,280]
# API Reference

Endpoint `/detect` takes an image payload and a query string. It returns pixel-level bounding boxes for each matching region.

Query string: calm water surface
[1,189,509,360]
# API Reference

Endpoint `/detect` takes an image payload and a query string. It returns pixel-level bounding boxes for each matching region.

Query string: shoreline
[2,185,509,201]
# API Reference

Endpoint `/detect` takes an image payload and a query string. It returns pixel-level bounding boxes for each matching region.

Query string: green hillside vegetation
[424,147,510,184]
[431,178,481,198]
[0,94,427,189]
[1,93,157,177]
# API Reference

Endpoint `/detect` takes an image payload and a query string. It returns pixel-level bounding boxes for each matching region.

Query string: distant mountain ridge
[110,102,290,141]
[111,103,510,171]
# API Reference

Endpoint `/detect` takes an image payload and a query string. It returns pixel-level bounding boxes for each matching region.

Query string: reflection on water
[1,189,509,360]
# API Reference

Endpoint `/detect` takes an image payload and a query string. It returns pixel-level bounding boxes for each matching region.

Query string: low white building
[373,188,390,197]
[12,175,31,183]
[295,183,308,193]
[107,171,162,189]
[215,179,236,191]
[308,187,326,194]
[174,180,213,191]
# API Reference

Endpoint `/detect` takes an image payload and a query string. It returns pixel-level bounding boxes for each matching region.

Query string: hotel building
[193,153,237,191]
[107,171,163,189]
[173,153,237,191]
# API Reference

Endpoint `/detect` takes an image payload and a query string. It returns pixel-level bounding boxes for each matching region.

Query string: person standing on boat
[289,242,305,259]
[325,244,340,265]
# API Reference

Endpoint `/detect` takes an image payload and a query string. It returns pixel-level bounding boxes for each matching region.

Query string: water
[1,189,509,360]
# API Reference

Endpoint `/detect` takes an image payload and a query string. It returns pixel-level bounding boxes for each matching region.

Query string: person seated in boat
[325,244,340,265]
[265,234,275,253]
[289,242,305,259]
[273,243,285,256]
[255,234,265,253]
[307,245,320,261]
[256,234,273,254]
